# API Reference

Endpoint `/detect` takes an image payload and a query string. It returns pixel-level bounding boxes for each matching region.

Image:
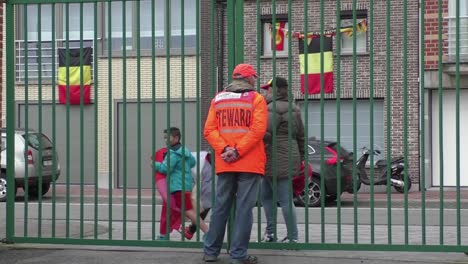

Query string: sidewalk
[3,185,468,263]
[1,244,467,264]
[12,185,466,210]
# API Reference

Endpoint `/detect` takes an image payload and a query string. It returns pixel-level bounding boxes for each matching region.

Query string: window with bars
[15,1,197,83]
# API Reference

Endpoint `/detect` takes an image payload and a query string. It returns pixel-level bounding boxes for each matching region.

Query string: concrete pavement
[2,186,468,263]
[1,244,468,264]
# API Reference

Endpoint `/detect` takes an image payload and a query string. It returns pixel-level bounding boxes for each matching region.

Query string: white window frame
[103,0,197,55]
[340,10,368,55]
[15,4,95,84]
[262,15,290,58]
[447,0,468,62]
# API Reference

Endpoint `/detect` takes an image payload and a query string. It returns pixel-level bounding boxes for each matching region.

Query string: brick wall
[240,0,420,184]
[424,0,449,69]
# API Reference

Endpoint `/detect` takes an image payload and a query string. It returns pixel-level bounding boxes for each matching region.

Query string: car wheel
[0,171,17,202]
[301,177,322,207]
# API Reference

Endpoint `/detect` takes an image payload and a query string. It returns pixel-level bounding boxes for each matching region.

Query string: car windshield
[23,133,53,150]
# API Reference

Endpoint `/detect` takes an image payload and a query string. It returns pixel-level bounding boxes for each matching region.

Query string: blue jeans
[261,177,298,240]
[204,172,260,260]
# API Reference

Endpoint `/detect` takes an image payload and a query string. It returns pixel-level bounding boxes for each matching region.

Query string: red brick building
[235,1,420,190]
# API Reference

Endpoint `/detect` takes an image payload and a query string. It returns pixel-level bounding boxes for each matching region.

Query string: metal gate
[3,0,468,253]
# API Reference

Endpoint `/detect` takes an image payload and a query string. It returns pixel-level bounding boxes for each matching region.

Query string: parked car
[0,129,61,202]
[294,137,355,207]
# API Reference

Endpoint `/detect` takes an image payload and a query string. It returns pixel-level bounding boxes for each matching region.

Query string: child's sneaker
[156,235,168,240]
[281,237,298,243]
[262,233,275,242]
[184,226,194,240]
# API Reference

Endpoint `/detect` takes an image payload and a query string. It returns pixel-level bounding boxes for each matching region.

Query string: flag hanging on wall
[298,36,334,95]
[275,22,286,51]
[58,47,92,104]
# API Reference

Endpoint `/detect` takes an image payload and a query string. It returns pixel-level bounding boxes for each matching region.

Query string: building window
[447,0,468,62]
[15,1,197,83]
[262,16,289,57]
[340,10,368,54]
[15,4,95,83]
[104,0,197,53]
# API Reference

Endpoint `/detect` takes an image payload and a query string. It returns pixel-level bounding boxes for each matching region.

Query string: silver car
[0,129,61,201]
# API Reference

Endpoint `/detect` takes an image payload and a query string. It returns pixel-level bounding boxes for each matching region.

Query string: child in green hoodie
[153,127,209,237]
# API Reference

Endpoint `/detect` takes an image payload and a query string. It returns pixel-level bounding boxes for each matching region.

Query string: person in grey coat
[260,76,305,243]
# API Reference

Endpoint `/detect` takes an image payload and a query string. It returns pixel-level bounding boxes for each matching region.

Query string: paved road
[2,186,468,263]
[1,245,468,264]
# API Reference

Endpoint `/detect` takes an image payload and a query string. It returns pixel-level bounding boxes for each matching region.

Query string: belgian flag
[58,47,92,104]
[299,36,334,95]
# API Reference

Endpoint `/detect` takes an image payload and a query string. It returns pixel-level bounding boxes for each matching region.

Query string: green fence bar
[286,0,294,245]
[65,2,71,239]
[180,0,187,242]
[437,0,444,245]
[122,0,128,241]
[195,0,201,243]
[136,0,142,241]
[151,0,156,241]
[385,0,392,245]
[303,0,309,244]
[403,0,409,245]
[37,3,44,238]
[165,0,172,240]
[22,4,30,238]
[93,0,99,240]
[107,0,113,241]
[319,0,326,243]
[255,0,262,243]
[369,0,375,244]
[79,2,85,239]
[455,0,461,246]
[335,0,342,244]
[209,0,216,244]
[352,0,358,244]
[5,0,15,243]
[51,2,57,239]
[271,0,278,242]
[419,0,426,246]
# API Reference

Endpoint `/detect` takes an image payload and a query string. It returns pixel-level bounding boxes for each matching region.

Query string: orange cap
[232,63,258,79]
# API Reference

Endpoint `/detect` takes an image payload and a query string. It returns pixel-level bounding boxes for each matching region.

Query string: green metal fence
[3,0,468,253]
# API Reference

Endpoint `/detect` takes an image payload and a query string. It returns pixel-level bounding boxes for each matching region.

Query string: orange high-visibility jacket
[204,86,268,175]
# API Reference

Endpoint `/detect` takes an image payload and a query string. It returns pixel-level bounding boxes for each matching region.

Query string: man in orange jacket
[203,63,267,264]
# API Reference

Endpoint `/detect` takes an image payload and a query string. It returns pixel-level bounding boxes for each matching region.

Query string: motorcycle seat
[375,160,387,168]
[375,157,404,168]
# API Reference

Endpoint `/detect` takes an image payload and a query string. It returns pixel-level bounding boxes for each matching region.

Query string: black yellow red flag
[58,47,92,104]
[298,36,333,95]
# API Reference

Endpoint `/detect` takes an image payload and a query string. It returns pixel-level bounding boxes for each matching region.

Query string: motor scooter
[355,147,412,193]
